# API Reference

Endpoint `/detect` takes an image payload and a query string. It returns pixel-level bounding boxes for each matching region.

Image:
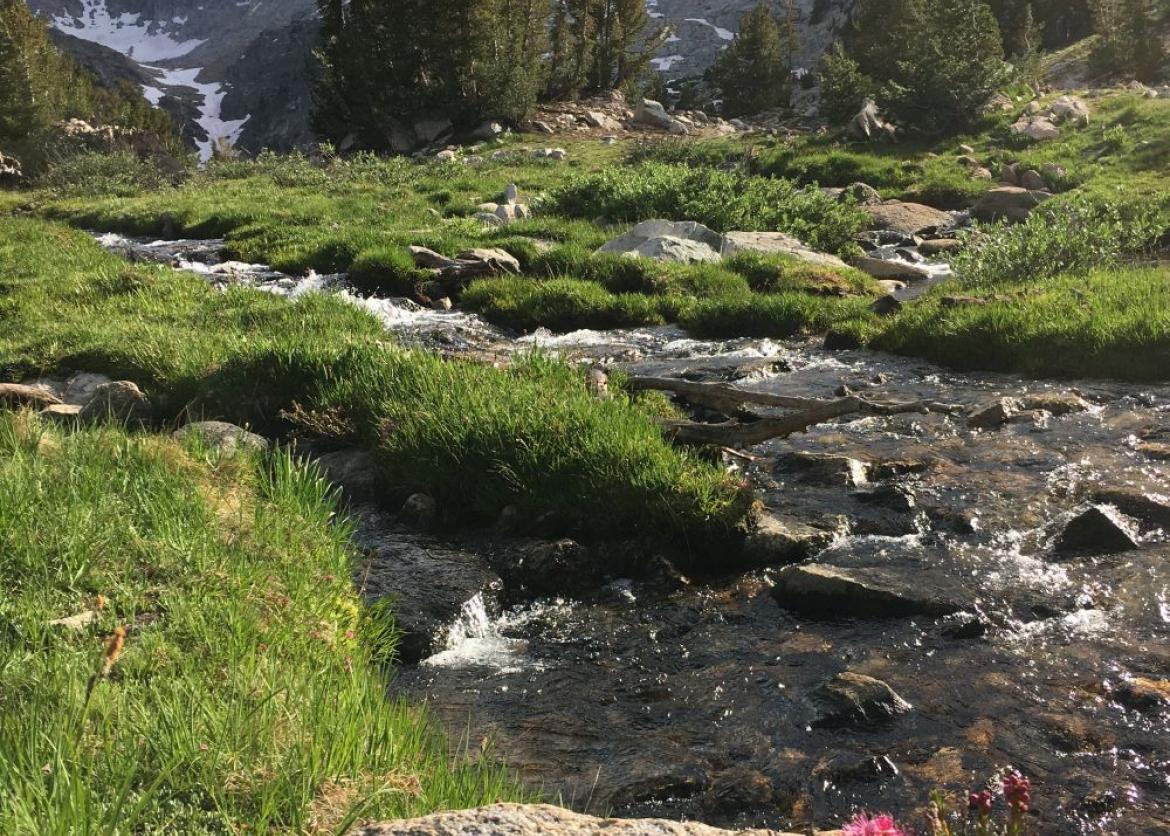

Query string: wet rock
[358,526,501,665]
[499,539,599,598]
[0,383,61,409]
[721,231,850,270]
[968,397,1022,430]
[78,381,151,423]
[314,448,383,501]
[1021,392,1091,415]
[353,803,800,836]
[810,672,912,728]
[971,187,1051,223]
[851,256,930,284]
[861,202,953,236]
[1090,488,1170,530]
[772,563,961,619]
[1113,677,1170,712]
[823,331,862,351]
[173,421,269,456]
[701,768,775,816]
[608,764,711,808]
[1136,441,1170,461]
[814,752,900,784]
[1053,505,1140,556]
[776,452,870,486]
[938,610,988,640]
[400,493,438,531]
[744,514,837,566]
[852,484,916,514]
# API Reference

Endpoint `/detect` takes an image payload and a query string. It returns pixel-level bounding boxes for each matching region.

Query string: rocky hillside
[25,0,856,155]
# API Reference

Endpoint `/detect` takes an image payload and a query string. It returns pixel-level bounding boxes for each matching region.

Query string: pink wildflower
[969,790,994,816]
[842,812,908,836]
[1003,773,1031,813]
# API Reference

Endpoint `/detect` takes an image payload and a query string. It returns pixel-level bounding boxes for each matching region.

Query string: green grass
[0,414,525,833]
[874,264,1170,380]
[0,216,750,545]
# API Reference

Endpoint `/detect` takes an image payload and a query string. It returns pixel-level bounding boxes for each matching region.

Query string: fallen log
[657,394,958,448]
[627,375,831,414]
[0,383,62,409]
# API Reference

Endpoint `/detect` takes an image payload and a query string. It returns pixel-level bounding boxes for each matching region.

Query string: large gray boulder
[862,202,953,236]
[597,220,723,264]
[772,563,962,618]
[971,187,1051,223]
[721,231,850,270]
[810,672,912,728]
[78,381,151,423]
[635,98,689,134]
[352,803,809,835]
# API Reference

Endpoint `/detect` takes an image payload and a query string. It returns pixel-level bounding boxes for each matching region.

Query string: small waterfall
[424,593,531,671]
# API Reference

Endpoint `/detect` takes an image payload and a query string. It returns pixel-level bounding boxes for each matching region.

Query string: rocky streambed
[97,233,1170,834]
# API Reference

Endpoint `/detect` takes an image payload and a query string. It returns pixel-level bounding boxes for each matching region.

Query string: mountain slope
[27,0,858,155]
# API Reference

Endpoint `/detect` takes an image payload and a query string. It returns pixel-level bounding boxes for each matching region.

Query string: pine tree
[830,0,1008,135]
[1090,0,1166,81]
[706,3,792,117]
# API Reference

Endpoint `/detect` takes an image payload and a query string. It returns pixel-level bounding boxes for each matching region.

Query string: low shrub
[953,195,1167,288]
[35,151,182,197]
[545,163,865,255]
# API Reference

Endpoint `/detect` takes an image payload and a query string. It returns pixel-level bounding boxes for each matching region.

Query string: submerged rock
[772,563,961,618]
[1053,505,1140,556]
[400,493,438,531]
[810,672,912,728]
[744,514,837,566]
[1113,677,1170,712]
[498,538,600,599]
[354,802,806,835]
[968,397,1022,429]
[360,527,501,665]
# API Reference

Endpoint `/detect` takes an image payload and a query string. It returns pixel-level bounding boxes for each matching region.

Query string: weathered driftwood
[0,383,61,409]
[628,376,958,448]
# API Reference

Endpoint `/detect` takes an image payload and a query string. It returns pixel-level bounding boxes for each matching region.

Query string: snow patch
[685,17,735,40]
[51,0,205,62]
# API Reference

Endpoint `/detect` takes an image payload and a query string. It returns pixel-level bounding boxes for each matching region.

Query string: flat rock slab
[0,383,61,409]
[773,563,963,618]
[721,231,849,270]
[352,804,813,835]
[598,220,724,264]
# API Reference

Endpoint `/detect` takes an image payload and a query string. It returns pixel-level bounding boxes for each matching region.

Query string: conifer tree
[706,3,792,117]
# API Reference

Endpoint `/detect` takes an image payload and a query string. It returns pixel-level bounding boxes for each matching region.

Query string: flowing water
[100,233,1170,834]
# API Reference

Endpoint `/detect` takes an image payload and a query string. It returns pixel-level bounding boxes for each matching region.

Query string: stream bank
[89,232,1170,834]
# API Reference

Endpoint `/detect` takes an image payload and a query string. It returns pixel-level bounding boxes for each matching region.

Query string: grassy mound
[0,217,750,543]
[0,414,524,832]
